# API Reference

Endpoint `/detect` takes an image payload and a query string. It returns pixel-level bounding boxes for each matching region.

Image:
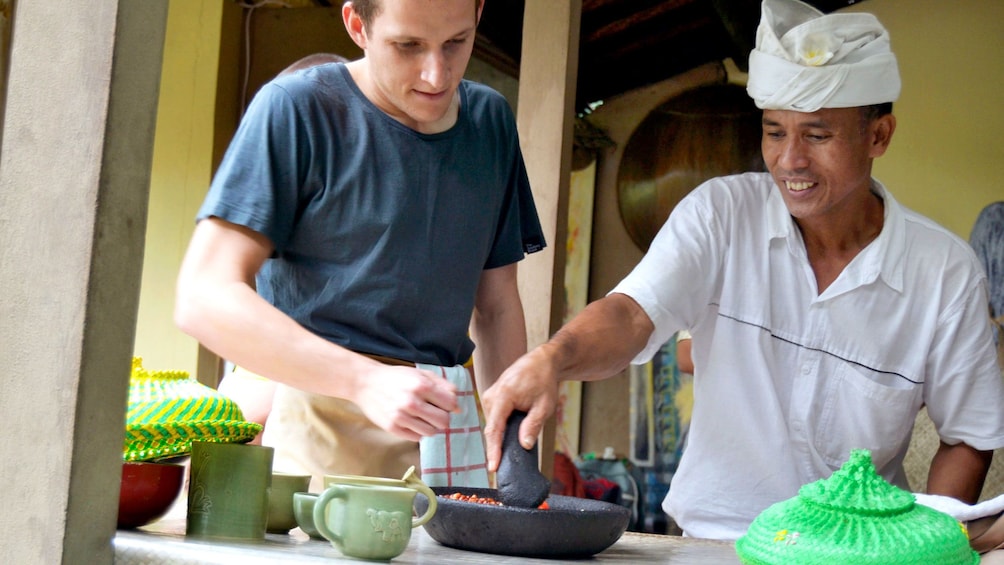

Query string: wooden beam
[474,33,520,78]
[515,0,582,478]
[708,0,760,71]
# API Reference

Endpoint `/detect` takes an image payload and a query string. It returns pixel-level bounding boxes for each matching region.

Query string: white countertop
[114,518,742,564]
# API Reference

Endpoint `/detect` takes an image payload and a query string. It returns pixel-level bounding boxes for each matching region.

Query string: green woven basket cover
[124,358,262,462]
[735,450,979,565]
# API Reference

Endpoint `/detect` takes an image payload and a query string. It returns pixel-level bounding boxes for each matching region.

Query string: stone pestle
[496,410,551,508]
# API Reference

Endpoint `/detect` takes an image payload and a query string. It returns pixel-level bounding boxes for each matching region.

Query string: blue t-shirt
[199,63,545,366]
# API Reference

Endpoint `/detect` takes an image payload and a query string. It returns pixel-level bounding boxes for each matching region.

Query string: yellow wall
[133,0,224,376]
[846,0,1004,237]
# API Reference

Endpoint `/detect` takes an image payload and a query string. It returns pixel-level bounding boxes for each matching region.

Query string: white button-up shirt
[611,172,1004,539]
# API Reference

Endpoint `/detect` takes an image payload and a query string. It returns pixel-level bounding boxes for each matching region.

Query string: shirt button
[801,365,811,375]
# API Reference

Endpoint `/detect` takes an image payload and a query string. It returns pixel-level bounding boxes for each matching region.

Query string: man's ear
[869,113,896,158]
[342,2,367,49]
[476,0,485,25]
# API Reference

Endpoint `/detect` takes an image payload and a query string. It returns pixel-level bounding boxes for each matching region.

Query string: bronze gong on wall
[617,83,764,251]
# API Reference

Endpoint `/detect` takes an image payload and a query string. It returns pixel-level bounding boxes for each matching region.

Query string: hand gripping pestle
[496,410,551,508]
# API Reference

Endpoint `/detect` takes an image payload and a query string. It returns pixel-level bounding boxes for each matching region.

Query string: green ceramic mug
[322,465,437,519]
[292,492,325,540]
[186,441,274,540]
[266,472,312,534]
[313,482,436,560]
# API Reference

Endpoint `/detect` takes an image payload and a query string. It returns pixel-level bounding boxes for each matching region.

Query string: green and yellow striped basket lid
[124,357,263,462]
[735,449,978,565]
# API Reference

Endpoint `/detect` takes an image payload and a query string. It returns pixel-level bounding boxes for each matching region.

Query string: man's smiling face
[761,107,891,224]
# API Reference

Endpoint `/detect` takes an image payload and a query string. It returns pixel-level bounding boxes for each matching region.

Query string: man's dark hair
[860,102,893,129]
[347,0,481,31]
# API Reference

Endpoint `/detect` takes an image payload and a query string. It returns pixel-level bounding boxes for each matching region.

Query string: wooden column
[515,0,582,477]
[0,1,167,563]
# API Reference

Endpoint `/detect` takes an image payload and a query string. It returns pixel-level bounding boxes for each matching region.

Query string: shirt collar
[765,178,906,294]
[869,179,906,293]
[766,184,793,239]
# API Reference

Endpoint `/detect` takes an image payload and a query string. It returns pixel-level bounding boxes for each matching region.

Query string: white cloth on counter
[915,492,1004,523]
[418,363,490,488]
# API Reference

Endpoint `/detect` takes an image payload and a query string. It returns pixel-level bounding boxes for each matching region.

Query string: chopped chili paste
[441,492,549,509]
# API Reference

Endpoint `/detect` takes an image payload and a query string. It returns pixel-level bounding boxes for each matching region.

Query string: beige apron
[252,359,487,492]
[260,381,420,493]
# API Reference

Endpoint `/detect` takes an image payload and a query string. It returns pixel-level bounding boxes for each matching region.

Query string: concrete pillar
[0,1,167,563]
[514,0,581,476]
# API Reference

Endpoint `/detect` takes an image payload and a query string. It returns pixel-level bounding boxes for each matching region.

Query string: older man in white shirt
[480,0,1004,541]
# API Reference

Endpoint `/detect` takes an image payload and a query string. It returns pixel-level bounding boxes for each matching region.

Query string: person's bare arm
[927,441,993,504]
[677,337,694,374]
[174,217,458,440]
[469,263,527,396]
[481,292,655,471]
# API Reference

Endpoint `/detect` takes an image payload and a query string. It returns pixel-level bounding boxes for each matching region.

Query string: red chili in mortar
[441,492,549,509]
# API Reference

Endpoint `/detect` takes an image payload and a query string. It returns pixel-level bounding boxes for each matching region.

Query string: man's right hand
[352,363,460,442]
[480,293,655,473]
[480,346,561,474]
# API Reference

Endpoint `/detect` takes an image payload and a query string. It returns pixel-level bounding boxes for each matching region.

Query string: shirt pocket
[813,362,919,469]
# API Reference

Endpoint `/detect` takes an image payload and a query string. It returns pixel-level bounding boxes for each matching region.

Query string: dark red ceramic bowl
[117,461,185,529]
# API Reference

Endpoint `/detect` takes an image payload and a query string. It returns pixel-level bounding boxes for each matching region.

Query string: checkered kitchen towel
[417,364,490,488]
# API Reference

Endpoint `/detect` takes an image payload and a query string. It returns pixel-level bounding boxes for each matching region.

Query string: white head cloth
[746,0,900,112]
